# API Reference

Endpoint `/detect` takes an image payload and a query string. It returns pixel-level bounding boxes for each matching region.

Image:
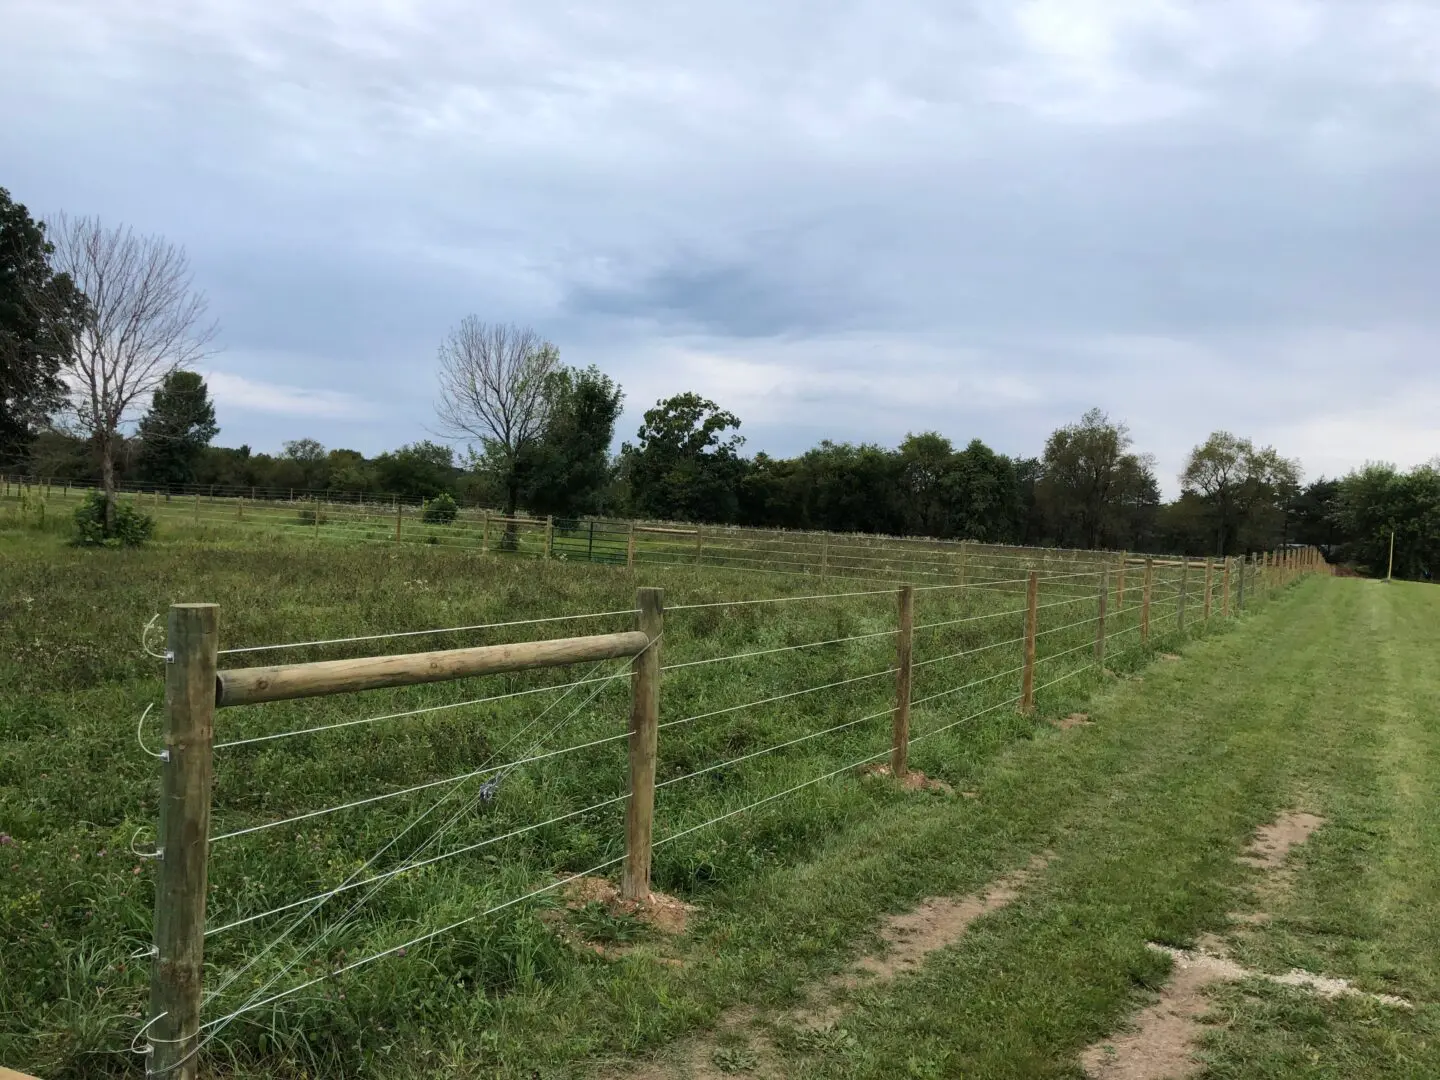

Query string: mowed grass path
[606,575,1439,1078]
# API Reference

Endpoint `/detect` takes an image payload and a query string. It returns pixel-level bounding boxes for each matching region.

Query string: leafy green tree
[519,366,624,517]
[1036,409,1158,549]
[948,438,1025,542]
[1334,463,1440,579]
[134,370,218,487]
[1180,432,1300,555]
[372,440,456,499]
[0,188,84,468]
[621,393,745,522]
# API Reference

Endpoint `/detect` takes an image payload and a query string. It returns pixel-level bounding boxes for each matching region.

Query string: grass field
[0,519,1315,1079]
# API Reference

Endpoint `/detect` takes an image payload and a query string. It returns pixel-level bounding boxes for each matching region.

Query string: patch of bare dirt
[1082,934,1234,1080]
[849,853,1051,983]
[1081,810,1350,1080]
[857,763,955,794]
[1054,712,1094,731]
[1239,811,1324,872]
[605,855,1053,1078]
[1082,935,1409,1080]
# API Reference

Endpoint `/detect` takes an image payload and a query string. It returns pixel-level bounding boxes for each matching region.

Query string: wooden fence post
[891,585,915,776]
[236,497,243,523]
[148,604,219,1080]
[1141,557,1153,645]
[623,587,663,902]
[193,493,199,523]
[1020,570,1039,712]
[959,541,969,587]
[820,532,829,578]
[1095,568,1110,666]
[626,522,636,570]
[1203,558,1214,623]
[1116,552,1127,608]
[482,511,490,554]
[395,502,403,542]
[1237,555,1247,612]
[1222,557,1232,617]
[1177,557,1189,634]
[545,515,554,559]
[694,526,703,563]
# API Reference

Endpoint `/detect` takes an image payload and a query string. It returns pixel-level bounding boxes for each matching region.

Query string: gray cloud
[3,0,1438,491]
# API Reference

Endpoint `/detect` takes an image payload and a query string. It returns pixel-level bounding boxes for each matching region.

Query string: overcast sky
[5,1,1438,493]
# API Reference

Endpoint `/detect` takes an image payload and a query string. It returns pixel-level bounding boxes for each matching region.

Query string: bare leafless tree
[435,318,558,521]
[51,215,216,531]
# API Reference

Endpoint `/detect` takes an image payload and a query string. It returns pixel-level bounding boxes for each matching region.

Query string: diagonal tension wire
[191,642,650,1053]
[212,669,631,750]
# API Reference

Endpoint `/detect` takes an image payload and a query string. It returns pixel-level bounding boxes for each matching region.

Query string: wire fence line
[129,534,1322,1076]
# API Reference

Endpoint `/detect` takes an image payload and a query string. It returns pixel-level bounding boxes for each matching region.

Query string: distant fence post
[694,526,703,563]
[820,532,829,578]
[626,522,636,571]
[891,585,915,776]
[482,511,491,554]
[1203,558,1214,623]
[193,493,200,523]
[1116,552,1128,608]
[1141,557,1153,645]
[545,515,554,559]
[959,541,969,587]
[1222,557,1232,617]
[1177,557,1189,634]
[1237,555,1248,612]
[395,502,402,543]
[623,587,663,902]
[236,496,243,523]
[147,604,219,1080]
[1095,568,1109,666]
[1020,570,1039,711]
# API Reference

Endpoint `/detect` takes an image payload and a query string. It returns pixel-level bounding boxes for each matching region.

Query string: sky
[4,0,1438,495]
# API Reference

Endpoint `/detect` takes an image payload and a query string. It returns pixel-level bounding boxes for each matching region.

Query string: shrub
[422,493,459,525]
[72,491,155,548]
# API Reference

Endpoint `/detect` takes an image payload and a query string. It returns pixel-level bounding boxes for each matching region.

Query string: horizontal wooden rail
[633,525,700,536]
[216,630,651,707]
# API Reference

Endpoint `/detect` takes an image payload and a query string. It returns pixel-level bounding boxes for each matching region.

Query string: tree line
[1,186,1433,576]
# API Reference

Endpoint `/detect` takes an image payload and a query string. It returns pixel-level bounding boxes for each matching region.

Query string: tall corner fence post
[1020,569,1039,712]
[623,587,663,902]
[1141,557,1153,645]
[626,521,636,571]
[148,603,219,1080]
[1095,567,1109,667]
[891,584,915,776]
[1203,557,1214,623]
[1177,556,1189,635]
